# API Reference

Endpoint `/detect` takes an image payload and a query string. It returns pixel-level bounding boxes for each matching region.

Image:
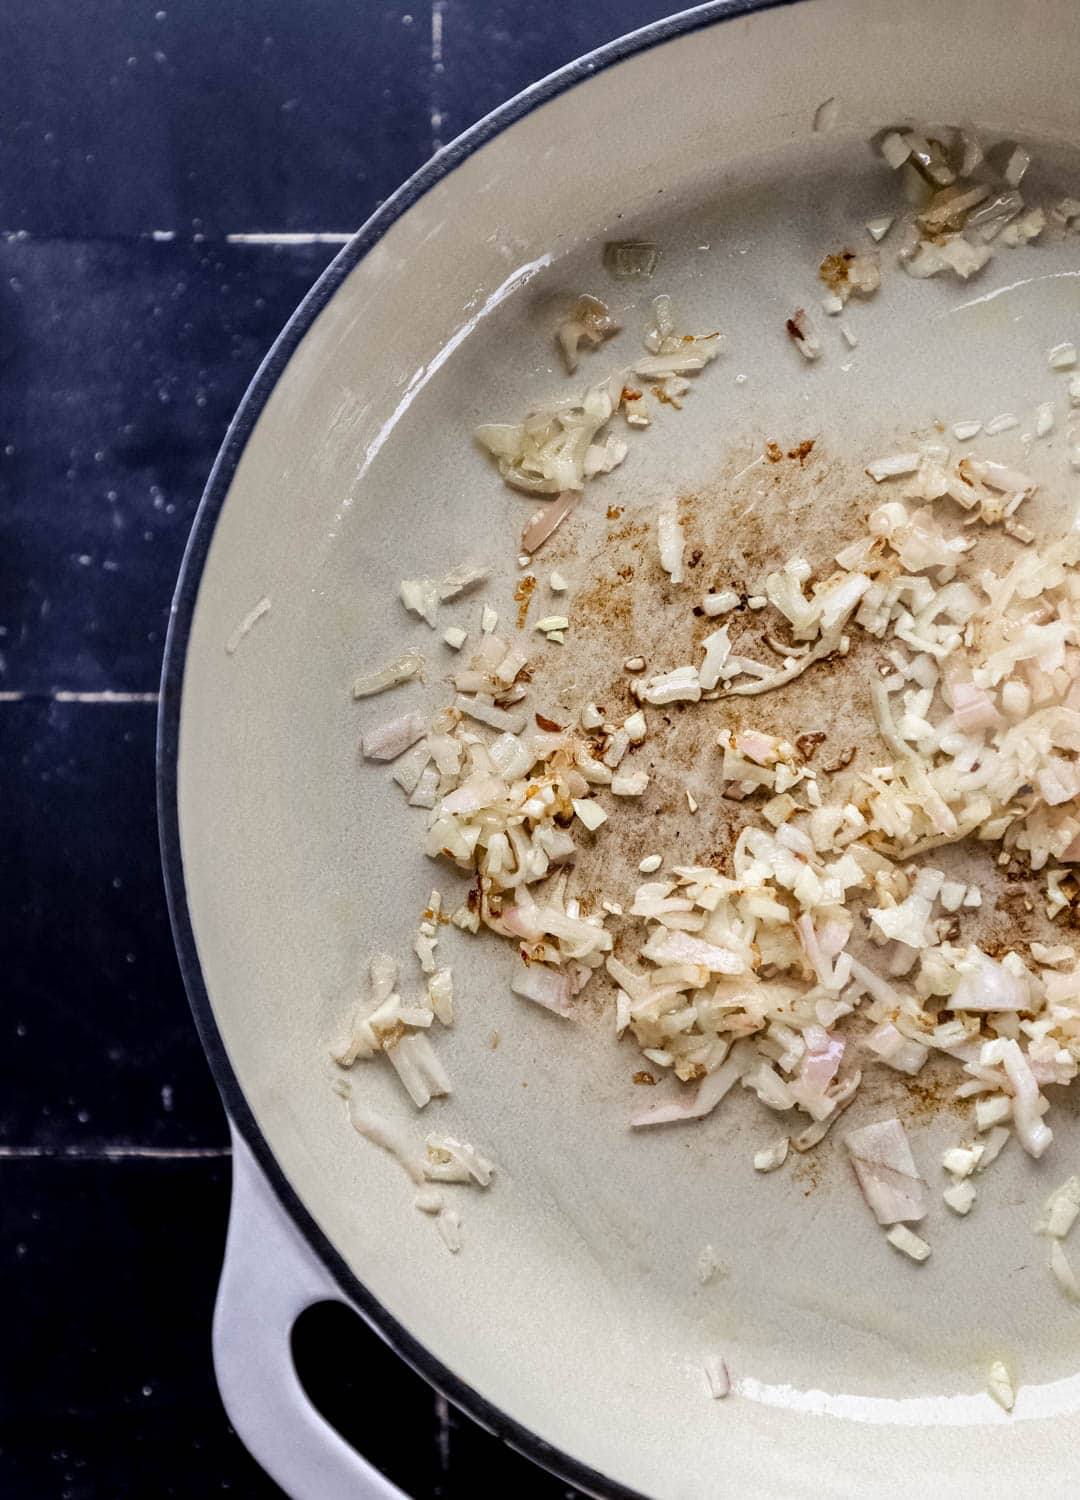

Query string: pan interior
[175,2,1080,1494]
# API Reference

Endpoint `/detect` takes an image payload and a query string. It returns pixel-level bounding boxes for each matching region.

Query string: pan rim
[156,2,798,1493]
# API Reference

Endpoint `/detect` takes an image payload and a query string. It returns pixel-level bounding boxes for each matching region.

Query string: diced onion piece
[454,694,525,733]
[942,1143,983,1179]
[699,626,732,691]
[867,452,921,482]
[703,1355,731,1400]
[886,1224,931,1262]
[510,961,573,1016]
[386,1033,452,1109]
[438,564,489,601]
[1000,1039,1052,1158]
[865,1021,929,1075]
[943,1180,976,1215]
[436,1208,462,1253]
[427,969,454,1027]
[631,1041,752,1127]
[400,578,440,627]
[612,769,649,797]
[754,1138,789,1172]
[703,590,740,616]
[572,798,607,831]
[362,712,427,761]
[879,131,911,169]
[987,1360,1015,1412]
[425,1134,494,1187]
[1050,1240,1080,1303]
[846,1118,926,1224]
[946,948,1032,1013]
[1035,1177,1080,1239]
[353,651,425,698]
[521,491,580,555]
[641,665,702,704]
[786,307,821,360]
[658,498,684,586]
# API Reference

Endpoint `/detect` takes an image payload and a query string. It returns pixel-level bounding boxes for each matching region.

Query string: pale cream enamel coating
[178,1,1080,1493]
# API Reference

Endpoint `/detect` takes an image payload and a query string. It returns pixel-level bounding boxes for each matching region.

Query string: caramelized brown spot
[633,1070,657,1086]
[535,712,563,732]
[787,439,815,464]
[823,746,856,773]
[766,441,784,463]
[606,505,623,520]
[513,573,537,629]
[819,249,855,292]
[796,731,827,760]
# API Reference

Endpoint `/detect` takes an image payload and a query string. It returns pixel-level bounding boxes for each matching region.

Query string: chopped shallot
[362,712,427,761]
[353,651,425,698]
[1050,1239,1080,1303]
[1035,1177,1080,1239]
[658,499,684,586]
[846,1118,926,1225]
[886,1224,931,1262]
[510,961,572,1016]
[521,491,579,555]
[987,1360,1015,1412]
[703,1355,731,1400]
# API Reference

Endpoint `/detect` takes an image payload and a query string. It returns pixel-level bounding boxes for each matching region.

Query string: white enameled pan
[159,2,1080,1494]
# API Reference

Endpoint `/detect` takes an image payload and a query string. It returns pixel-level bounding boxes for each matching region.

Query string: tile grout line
[3,229,355,245]
[0,1145,231,1160]
[224,231,354,245]
[435,1393,451,1473]
[0,690,160,703]
[430,0,447,153]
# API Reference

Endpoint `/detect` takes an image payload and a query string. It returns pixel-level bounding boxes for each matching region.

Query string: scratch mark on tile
[225,231,353,245]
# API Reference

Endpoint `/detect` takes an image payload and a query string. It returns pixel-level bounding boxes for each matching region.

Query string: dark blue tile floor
[0,1,682,1494]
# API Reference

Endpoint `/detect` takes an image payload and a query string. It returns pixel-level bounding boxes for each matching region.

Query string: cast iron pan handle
[214,1123,408,1500]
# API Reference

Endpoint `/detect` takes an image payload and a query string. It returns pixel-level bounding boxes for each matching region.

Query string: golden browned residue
[633,1071,657,1086]
[530,439,1059,1137]
[819,249,854,292]
[788,439,815,465]
[513,573,536,628]
[796,731,827,760]
[606,505,623,519]
[823,746,856,773]
[765,441,783,463]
